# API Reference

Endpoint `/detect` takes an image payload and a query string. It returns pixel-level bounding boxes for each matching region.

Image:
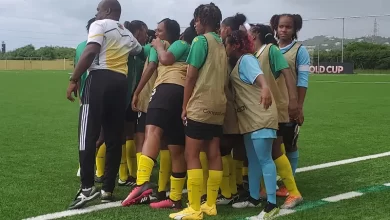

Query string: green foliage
[315,42,390,70]
[0,44,75,60]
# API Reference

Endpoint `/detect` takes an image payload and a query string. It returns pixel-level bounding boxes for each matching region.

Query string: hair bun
[123,21,131,29]
[234,13,247,26]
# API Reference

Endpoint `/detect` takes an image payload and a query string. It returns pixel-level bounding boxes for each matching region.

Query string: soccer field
[1,70,390,220]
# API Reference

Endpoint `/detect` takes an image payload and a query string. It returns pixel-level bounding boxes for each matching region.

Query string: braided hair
[270,14,303,40]
[193,2,222,32]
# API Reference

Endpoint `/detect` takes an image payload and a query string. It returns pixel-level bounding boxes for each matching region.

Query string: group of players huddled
[68,0,310,219]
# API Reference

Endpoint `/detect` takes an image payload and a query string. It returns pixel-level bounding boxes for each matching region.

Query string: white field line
[357,74,390,76]
[278,209,297,216]
[296,151,390,173]
[25,202,122,220]
[24,151,390,220]
[322,192,363,202]
[311,80,390,84]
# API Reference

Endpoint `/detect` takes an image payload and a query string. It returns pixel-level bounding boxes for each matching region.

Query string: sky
[0,0,389,51]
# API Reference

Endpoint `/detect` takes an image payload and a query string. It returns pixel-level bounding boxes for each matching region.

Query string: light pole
[341,18,345,63]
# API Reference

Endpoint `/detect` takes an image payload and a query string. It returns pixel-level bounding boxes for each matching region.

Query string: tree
[317,42,390,70]
[0,44,75,60]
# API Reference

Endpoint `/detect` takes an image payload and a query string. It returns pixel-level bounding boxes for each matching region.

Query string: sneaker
[68,186,100,210]
[201,203,217,216]
[101,190,114,203]
[169,207,203,220]
[94,175,103,184]
[200,194,207,204]
[150,191,168,203]
[150,199,183,210]
[232,193,239,201]
[121,182,153,206]
[216,194,233,205]
[118,176,137,187]
[237,185,250,199]
[232,196,262,209]
[276,186,289,197]
[246,203,279,220]
[281,195,303,209]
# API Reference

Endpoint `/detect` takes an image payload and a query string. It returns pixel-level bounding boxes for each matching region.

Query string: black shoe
[216,194,233,205]
[101,190,114,203]
[150,191,167,203]
[201,194,207,204]
[118,176,137,187]
[232,195,262,209]
[232,193,240,203]
[68,186,100,210]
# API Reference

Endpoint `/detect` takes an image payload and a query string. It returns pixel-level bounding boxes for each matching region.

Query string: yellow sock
[136,152,141,167]
[136,155,154,185]
[230,158,237,195]
[207,170,223,207]
[200,152,209,196]
[281,143,286,155]
[126,140,137,178]
[170,175,186,201]
[235,160,243,185]
[158,150,171,192]
[119,144,128,181]
[220,155,231,198]
[95,143,106,177]
[187,169,203,211]
[274,155,300,196]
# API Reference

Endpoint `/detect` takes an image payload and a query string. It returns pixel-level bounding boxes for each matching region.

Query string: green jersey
[149,40,190,64]
[186,32,222,69]
[126,44,152,106]
[267,45,289,79]
[75,41,87,97]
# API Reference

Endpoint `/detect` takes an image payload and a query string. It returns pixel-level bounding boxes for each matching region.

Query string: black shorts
[278,123,300,152]
[145,84,185,146]
[136,112,147,133]
[125,104,138,122]
[185,119,223,141]
[148,83,184,110]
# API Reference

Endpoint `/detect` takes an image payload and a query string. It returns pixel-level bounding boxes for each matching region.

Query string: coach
[66,0,142,209]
